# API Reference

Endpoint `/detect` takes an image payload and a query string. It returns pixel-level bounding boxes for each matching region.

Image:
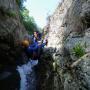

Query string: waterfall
[17,59,38,90]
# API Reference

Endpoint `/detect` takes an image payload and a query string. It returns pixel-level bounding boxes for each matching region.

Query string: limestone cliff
[44,0,90,90]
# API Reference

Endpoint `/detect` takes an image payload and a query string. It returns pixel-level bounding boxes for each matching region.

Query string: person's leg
[37,46,43,60]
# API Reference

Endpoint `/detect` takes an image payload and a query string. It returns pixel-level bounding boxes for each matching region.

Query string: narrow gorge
[0,0,90,90]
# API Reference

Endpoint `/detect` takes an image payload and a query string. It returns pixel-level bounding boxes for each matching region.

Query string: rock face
[0,0,28,67]
[44,0,90,90]
[0,0,28,90]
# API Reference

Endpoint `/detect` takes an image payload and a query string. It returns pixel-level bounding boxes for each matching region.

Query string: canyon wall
[44,0,90,90]
[0,0,28,67]
[0,1,27,89]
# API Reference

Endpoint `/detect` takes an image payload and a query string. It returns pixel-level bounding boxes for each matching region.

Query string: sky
[24,0,61,28]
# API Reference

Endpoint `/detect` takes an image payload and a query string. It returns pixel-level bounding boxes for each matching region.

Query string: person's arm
[30,43,38,51]
[27,41,38,52]
[41,43,46,48]
[41,39,48,47]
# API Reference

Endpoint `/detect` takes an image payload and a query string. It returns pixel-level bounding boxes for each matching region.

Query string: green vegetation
[16,0,26,9]
[16,0,40,34]
[72,43,85,58]
[19,7,38,34]
[6,11,16,17]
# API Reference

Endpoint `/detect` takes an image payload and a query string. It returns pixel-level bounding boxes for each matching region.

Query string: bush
[19,7,39,34]
[17,0,39,34]
[72,43,85,58]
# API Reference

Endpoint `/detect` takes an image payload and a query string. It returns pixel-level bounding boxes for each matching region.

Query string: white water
[17,59,38,90]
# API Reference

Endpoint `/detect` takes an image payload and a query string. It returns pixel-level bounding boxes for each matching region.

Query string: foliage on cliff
[16,0,39,34]
[16,0,26,9]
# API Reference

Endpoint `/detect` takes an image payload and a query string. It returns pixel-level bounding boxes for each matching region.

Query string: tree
[16,0,39,34]
[16,0,26,9]
[20,6,38,34]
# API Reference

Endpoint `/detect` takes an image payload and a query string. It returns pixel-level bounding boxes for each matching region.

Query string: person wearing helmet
[21,35,38,58]
[22,33,48,60]
[21,40,30,48]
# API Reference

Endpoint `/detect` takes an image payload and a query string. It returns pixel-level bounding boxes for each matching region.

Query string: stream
[17,59,38,90]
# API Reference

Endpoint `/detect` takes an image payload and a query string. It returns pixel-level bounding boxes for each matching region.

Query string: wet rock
[0,0,28,67]
[0,69,20,90]
[0,0,28,89]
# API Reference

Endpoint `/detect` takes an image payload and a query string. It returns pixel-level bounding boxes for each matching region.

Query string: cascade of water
[17,59,38,90]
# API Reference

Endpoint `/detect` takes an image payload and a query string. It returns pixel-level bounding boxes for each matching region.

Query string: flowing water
[17,59,38,90]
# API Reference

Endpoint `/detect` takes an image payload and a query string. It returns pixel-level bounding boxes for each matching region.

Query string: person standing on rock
[32,31,48,59]
[21,34,48,66]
